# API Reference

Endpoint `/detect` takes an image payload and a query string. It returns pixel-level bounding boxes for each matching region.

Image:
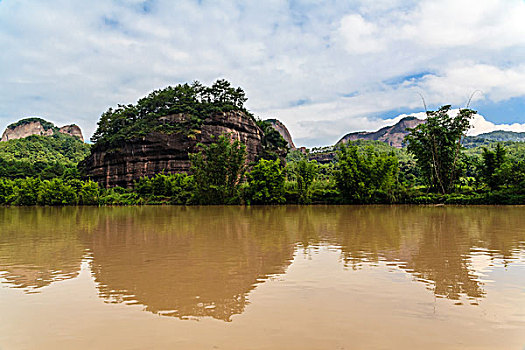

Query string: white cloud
[338,14,382,54]
[418,64,525,103]
[0,0,524,146]
[401,0,525,49]
[469,114,525,135]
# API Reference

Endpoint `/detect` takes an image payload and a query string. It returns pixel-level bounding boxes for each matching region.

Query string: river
[0,206,524,349]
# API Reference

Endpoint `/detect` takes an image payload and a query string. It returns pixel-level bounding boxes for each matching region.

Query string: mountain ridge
[337,116,424,148]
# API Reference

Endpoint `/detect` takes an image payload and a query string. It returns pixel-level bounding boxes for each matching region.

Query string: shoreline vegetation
[1,134,524,206]
[1,81,524,206]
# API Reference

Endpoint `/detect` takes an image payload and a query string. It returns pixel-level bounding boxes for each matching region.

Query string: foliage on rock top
[7,117,57,131]
[91,79,251,147]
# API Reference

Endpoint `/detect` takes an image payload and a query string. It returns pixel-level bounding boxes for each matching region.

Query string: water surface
[0,206,524,349]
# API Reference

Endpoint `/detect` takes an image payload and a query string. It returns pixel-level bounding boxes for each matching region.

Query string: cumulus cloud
[469,114,525,135]
[337,14,382,54]
[0,0,524,146]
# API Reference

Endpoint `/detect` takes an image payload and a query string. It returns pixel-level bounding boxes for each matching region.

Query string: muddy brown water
[0,206,524,349]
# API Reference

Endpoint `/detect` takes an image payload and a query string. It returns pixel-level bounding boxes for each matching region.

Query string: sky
[1,0,525,147]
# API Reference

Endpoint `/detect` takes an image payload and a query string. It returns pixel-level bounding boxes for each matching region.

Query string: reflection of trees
[470,207,525,260]
[0,205,523,310]
[0,207,85,290]
[85,206,297,321]
[332,206,525,301]
[406,208,484,300]
[333,206,408,267]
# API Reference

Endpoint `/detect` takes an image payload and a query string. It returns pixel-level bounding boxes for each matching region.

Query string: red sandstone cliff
[82,111,264,188]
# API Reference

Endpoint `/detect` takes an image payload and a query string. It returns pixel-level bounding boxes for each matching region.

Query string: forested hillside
[0,134,90,179]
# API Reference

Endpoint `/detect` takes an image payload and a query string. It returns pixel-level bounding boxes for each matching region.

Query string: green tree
[405,106,475,194]
[91,80,251,147]
[38,178,77,205]
[134,173,194,204]
[0,178,15,204]
[480,143,507,189]
[335,142,399,203]
[245,159,285,204]
[14,177,42,205]
[290,158,318,203]
[78,180,101,205]
[508,161,525,193]
[255,119,288,160]
[190,134,247,204]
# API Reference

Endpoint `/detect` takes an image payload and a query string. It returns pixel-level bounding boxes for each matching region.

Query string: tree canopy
[335,142,399,203]
[91,80,251,147]
[189,134,247,204]
[405,105,475,194]
[0,134,90,179]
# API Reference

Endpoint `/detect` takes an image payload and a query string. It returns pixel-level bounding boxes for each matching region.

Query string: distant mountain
[463,131,525,148]
[337,116,424,148]
[1,117,83,142]
[0,117,89,178]
[470,130,525,142]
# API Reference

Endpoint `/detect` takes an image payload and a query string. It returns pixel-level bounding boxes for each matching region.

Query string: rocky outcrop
[337,116,424,148]
[1,117,84,142]
[309,152,336,164]
[1,119,54,141]
[265,119,296,149]
[82,111,264,188]
[58,124,84,140]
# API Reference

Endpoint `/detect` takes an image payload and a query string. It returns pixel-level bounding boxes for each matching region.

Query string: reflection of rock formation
[0,207,85,290]
[0,205,523,312]
[86,206,296,321]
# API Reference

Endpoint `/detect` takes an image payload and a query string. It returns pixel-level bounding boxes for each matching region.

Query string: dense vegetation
[405,106,475,194]
[0,134,90,179]
[255,119,288,160]
[91,80,252,148]
[2,100,525,205]
[465,130,525,143]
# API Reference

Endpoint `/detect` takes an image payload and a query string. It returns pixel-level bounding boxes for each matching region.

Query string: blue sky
[1,0,525,147]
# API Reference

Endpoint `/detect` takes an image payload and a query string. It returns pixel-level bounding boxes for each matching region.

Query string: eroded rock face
[265,119,296,149]
[82,111,264,188]
[1,120,54,141]
[337,116,424,148]
[1,118,84,142]
[59,124,84,140]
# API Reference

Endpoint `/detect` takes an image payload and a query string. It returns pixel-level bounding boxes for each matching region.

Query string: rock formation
[58,124,84,140]
[337,116,424,148]
[265,119,296,149]
[82,111,264,188]
[1,117,84,142]
[309,151,336,164]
